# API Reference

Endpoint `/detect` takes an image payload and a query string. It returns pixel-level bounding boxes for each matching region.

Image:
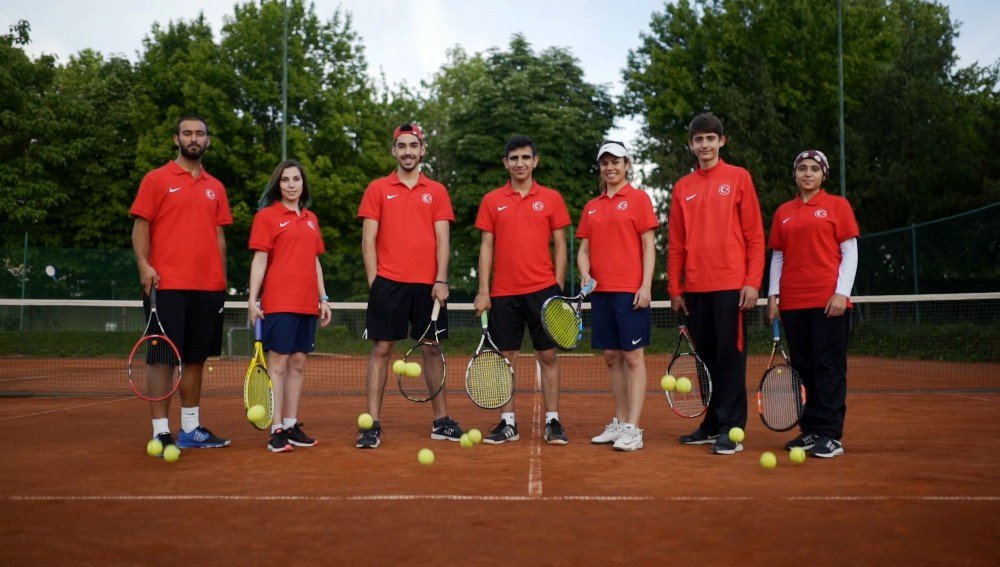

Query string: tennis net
[1,293,997,396]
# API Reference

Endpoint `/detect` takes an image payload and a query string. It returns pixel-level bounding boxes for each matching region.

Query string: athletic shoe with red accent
[267,428,294,453]
[285,423,317,447]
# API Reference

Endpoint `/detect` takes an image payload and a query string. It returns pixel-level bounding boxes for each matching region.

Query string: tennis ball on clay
[417,448,435,465]
[660,374,677,392]
[729,427,745,444]
[460,433,474,448]
[789,447,807,464]
[208,366,214,372]
[675,377,692,394]
[357,412,374,430]
[405,362,422,378]
[146,438,164,457]
[468,428,483,444]
[759,451,777,469]
[163,444,181,463]
[392,359,406,375]
[247,405,266,422]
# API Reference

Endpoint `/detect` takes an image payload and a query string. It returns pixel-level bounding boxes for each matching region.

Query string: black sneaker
[679,428,718,445]
[484,419,519,444]
[431,416,463,441]
[267,429,294,453]
[808,436,844,458]
[154,432,177,458]
[711,434,743,455]
[544,419,569,445]
[356,422,382,449]
[784,431,818,451]
[285,423,317,447]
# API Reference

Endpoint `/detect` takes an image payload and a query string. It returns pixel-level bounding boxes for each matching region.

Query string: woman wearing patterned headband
[766,150,859,458]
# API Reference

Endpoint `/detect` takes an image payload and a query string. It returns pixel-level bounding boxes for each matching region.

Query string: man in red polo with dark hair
[131,114,232,453]
[473,135,572,445]
[355,122,463,449]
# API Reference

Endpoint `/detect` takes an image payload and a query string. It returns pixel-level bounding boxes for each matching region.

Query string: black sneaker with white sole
[710,434,743,455]
[679,428,718,445]
[285,423,317,447]
[431,416,463,441]
[483,419,519,444]
[544,419,568,445]
[784,431,818,451]
[356,422,382,449]
[267,429,294,453]
[808,436,844,458]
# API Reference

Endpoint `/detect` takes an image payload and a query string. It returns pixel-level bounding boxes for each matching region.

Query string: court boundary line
[4,494,998,503]
[527,361,543,498]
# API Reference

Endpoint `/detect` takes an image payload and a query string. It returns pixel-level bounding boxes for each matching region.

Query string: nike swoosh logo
[588,209,597,215]
[782,217,792,224]
[631,338,642,345]
[685,194,698,201]
[497,206,508,211]
[279,221,291,227]
[169,187,181,193]
[387,194,398,199]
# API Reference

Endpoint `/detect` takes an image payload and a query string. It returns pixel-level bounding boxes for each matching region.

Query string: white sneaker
[591,418,623,444]
[613,427,644,452]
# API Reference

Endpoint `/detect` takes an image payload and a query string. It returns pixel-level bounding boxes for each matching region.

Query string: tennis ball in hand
[391,359,406,375]
[405,362,422,378]
[417,448,435,465]
[162,444,181,463]
[468,428,483,444]
[759,451,777,469]
[675,377,692,394]
[789,447,807,464]
[146,438,164,457]
[247,405,266,422]
[357,413,374,430]
[660,374,677,392]
[729,427,745,443]
[460,433,474,448]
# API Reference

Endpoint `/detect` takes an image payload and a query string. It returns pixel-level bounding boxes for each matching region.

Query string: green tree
[422,35,615,293]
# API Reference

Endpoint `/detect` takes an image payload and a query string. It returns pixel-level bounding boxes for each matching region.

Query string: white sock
[271,424,281,434]
[283,417,297,430]
[152,418,170,437]
[501,412,516,427]
[545,412,559,424]
[180,406,199,433]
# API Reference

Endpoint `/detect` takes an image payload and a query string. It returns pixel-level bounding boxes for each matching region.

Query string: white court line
[527,361,543,498]
[0,396,135,421]
[3,494,998,503]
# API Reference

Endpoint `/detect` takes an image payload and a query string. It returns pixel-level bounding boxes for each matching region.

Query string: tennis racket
[664,312,712,418]
[756,319,805,431]
[465,311,515,409]
[540,279,597,350]
[127,286,182,401]
[244,317,274,430]
[397,299,446,402]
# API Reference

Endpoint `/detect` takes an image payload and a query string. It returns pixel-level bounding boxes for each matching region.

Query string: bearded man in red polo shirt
[668,113,765,456]
[473,136,572,446]
[131,114,232,453]
[355,122,463,449]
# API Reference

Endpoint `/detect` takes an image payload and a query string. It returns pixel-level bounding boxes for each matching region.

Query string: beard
[179,143,207,160]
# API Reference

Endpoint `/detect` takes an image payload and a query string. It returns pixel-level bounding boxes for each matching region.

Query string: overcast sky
[4,0,998,142]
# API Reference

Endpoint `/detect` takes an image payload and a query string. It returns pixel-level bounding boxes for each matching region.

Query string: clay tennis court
[1,356,998,564]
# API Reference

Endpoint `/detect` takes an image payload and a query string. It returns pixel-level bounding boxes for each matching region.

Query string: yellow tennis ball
[417,448,435,465]
[729,427,745,443]
[358,412,374,430]
[675,377,692,394]
[405,362,422,378]
[776,368,783,375]
[660,374,677,392]
[392,359,406,375]
[468,428,483,444]
[760,451,777,469]
[208,366,214,372]
[247,405,266,422]
[163,444,180,463]
[460,433,473,448]
[789,447,807,464]
[146,438,163,457]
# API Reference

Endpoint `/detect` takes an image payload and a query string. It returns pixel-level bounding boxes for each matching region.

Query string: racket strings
[129,335,181,400]
[666,354,709,417]
[759,365,804,430]
[245,365,272,428]
[401,343,445,401]
[466,352,513,409]
[542,299,580,350]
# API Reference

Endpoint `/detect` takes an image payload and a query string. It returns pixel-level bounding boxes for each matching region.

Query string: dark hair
[504,135,536,157]
[175,114,208,136]
[258,159,311,210]
[687,113,724,139]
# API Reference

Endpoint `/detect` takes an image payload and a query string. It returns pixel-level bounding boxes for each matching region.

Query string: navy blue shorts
[262,313,318,354]
[590,292,651,351]
[143,290,224,364]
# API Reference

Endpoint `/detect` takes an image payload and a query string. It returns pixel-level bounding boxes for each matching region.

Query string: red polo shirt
[576,184,659,293]
[357,171,454,284]
[475,181,571,296]
[769,189,859,310]
[667,159,765,297]
[130,161,232,291]
[249,202,326,315]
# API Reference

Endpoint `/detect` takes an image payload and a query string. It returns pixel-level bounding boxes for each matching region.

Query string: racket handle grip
[255,316,263,341]
[149,285,157,308]
[480,311,488,329]
[772,318,780,340]
[581,278,597,296]
[431,299,441,321]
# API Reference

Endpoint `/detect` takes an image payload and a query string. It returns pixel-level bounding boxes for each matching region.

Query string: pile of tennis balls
[392,359,422,378]
[146,438,180,463]
[659,374,691,394]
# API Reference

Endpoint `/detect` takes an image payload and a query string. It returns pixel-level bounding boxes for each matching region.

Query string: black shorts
[489,284,561,351]
[143,290,225,364]
[365,276,449,341]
